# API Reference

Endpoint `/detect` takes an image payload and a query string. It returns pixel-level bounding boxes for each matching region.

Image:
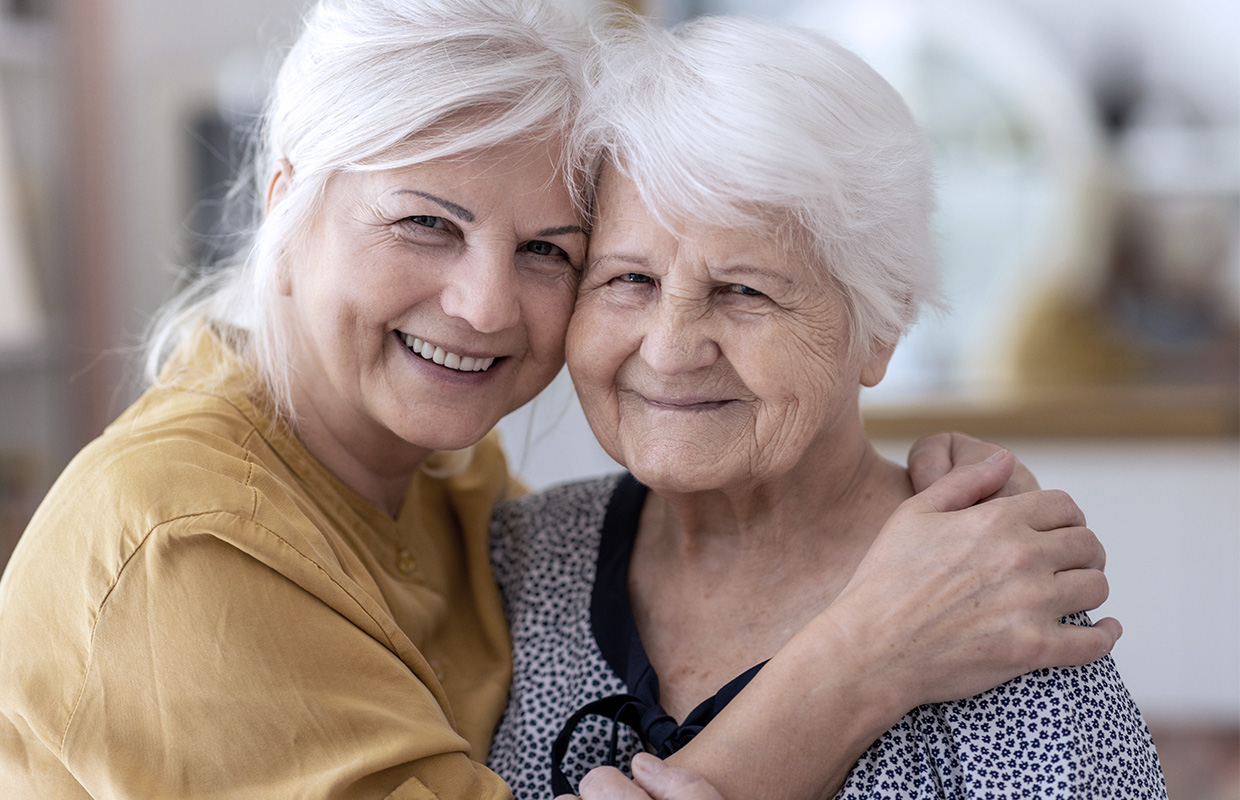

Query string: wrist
[670,607,911,800]
[779,606,911,747]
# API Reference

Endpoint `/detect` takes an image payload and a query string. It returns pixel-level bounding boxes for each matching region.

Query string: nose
[439,247,521,333]
[638,294,719,376]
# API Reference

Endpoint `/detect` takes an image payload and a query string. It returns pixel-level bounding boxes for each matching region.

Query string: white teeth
[401,334,496,373]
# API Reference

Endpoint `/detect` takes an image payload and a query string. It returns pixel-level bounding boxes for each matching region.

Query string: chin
[397,418,495,454]
[626,451,735,496]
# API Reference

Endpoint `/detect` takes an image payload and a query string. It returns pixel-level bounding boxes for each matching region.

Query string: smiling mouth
[643,396,731,411]
[399,332,497,373]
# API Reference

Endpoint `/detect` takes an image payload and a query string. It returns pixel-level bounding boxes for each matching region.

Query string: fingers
[988,454,1040,497]
[906,449,1016,514]
[631,754,726,800]
[574,759,726,800]
[998,489,1087,532]
[1090,616,1124,648]
[906,431,958,493]
[1037,525,1106,572]
[1040,616,1123,668]
[1051,564,1110,614]
[907,431,1044,497]
[577,767,645,799]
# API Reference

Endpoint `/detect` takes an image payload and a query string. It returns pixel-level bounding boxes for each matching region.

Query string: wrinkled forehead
[594,159,815,259]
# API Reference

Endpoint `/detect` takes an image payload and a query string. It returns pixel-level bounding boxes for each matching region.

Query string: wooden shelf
[863,384,1239,439]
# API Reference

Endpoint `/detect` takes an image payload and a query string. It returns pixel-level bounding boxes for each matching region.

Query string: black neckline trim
[589,473,768,734]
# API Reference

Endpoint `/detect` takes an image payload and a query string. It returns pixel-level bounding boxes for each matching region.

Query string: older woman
[0,1,1119,798]
[487,15,1165,800]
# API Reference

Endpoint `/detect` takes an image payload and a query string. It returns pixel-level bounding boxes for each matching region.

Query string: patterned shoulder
[490,474,624,596]
[840,609,1166,798]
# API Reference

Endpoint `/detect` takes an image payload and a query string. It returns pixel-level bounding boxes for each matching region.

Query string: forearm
[654,453,1118,800]
[664,612,904,800]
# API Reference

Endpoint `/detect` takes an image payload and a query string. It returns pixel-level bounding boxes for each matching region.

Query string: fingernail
[985,449,1010,463]
[632,753,665,776]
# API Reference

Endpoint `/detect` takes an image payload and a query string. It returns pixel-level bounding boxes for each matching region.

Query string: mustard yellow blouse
[0,326,521,799]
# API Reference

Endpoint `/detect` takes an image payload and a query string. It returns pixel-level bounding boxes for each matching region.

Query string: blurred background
[0,0,1236,795]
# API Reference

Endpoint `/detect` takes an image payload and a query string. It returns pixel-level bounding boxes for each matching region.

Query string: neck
[287,392,432,519]
[626,424,913,722]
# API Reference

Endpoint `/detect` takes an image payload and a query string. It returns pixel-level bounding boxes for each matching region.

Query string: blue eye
[729,283,763,297]
[619,273,653,284]
[522,240,568,258]
[405,215,447,229]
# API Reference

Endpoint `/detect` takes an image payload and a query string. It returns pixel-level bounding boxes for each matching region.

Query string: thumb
[911,449,1015,513]
[630,753,666,783]
[631,754,723,800]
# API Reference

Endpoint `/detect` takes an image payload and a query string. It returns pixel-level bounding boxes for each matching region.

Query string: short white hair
[146,0,587,419]
[575,14,940,356]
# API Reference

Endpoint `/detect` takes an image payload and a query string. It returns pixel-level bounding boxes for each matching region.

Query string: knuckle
[1047,489,1086,525]
[1040,488,1075,512]
[995,538,1036,574]
[1091,571,1111,607]
[970,501,1009,532]
[1088,529,1108,569]
[1070,526,1106,568]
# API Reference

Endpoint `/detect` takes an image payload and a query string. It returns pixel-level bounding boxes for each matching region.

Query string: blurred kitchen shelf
[863,384,1240,439]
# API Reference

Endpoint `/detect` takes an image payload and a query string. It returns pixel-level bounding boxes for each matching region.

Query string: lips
[643,397,730,410]
[399,332,497,373]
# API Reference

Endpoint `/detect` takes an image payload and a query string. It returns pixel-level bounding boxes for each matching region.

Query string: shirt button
[396,548,417,576]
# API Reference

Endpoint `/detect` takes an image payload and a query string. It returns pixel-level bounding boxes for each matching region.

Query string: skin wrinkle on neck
[626,417,914,723]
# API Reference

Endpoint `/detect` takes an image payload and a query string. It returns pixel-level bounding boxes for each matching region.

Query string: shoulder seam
[59,509,400,756]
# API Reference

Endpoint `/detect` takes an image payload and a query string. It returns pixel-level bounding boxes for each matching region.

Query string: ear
[860,339,897,388]
[266,159,294,296]
[266,158,294,216]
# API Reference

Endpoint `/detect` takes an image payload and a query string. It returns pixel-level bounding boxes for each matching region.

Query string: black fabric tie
[550,662,766,796]
[548,474,767,796]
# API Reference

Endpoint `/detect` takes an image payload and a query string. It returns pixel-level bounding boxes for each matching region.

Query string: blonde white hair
[574,13,941,356]
[146,0,587,421]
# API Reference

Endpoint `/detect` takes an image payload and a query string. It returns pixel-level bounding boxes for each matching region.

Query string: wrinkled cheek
[530,293,576,369]
[565,313,605,384]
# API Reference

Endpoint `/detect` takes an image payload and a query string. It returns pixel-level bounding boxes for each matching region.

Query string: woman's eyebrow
[590,253,648,267]
[392,189,474,222]
[715,263,794,287]
[538,225,588,237]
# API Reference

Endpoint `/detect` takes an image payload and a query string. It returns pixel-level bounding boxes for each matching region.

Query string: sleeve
[59,514,513,800]
[911,618,1167,799]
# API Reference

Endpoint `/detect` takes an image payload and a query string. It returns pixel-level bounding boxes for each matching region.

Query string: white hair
[145,0,588,420]
[574,13,941,356]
